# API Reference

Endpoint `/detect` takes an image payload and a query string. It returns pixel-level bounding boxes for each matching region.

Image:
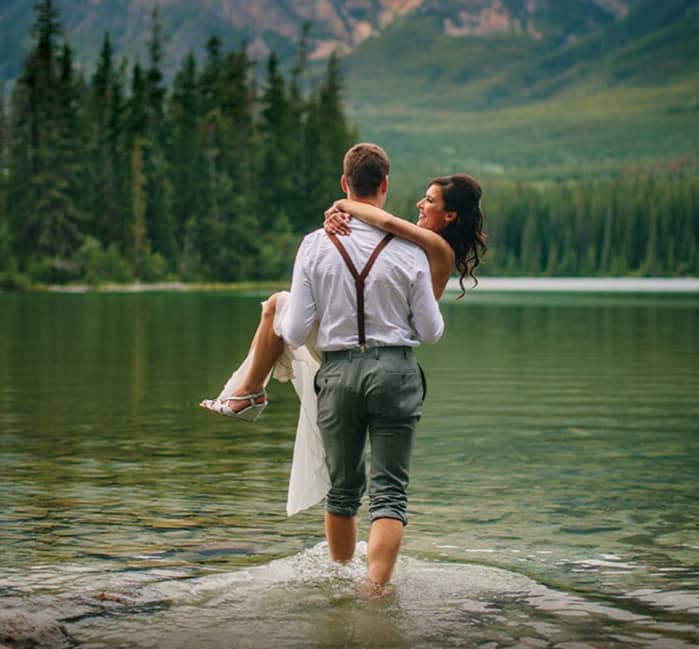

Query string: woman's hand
[324,201,352,236]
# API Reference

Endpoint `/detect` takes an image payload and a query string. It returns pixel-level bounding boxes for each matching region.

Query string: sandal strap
[227,390,266,402]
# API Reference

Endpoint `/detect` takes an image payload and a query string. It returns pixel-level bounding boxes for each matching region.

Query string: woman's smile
[416,184,454,232]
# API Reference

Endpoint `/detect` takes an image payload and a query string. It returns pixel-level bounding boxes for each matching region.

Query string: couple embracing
[201,142,486,595]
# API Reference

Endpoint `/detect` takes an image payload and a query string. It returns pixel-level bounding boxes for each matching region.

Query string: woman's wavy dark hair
[430,173,487,298]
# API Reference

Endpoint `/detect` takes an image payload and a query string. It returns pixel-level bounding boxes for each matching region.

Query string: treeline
[1,3,697,290]
[0,1,355,288]
[480,174,699,277]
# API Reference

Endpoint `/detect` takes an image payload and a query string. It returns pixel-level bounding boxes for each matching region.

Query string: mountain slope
[486,0,699,102]
[341,0,698,188]
[0,0,641,82]
[1,0,696,187]
[344,0,698,108]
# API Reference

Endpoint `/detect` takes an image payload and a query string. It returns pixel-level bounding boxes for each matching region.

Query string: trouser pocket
[418,363,427,401]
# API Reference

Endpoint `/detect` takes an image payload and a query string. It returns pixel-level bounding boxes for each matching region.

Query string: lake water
[0,290,697,648]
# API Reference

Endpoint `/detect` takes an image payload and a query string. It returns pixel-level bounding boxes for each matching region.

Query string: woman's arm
[326,199,454,300]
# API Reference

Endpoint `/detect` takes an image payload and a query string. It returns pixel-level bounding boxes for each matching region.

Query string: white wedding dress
[209,291,330,516]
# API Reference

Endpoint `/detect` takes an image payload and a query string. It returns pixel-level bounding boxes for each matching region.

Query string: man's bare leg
[227,293,284,413]
[366,518,403,588]
[325,512,358,562]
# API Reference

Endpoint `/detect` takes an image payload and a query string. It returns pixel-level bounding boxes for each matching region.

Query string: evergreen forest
[0,1,697,290]
[0,2,356,289]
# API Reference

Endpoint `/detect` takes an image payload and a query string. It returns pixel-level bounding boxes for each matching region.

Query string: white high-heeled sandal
[200,390,268,422]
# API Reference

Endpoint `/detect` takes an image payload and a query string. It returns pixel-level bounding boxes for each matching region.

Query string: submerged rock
[0,609,72,649]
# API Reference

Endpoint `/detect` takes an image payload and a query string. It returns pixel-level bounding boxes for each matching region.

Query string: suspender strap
[327,232,394,351]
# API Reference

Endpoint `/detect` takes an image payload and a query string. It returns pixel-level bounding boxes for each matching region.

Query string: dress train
[205,291,330,516]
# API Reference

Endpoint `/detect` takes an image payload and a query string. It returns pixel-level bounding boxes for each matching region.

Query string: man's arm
[280,235,318,348]
[409,249,445,344]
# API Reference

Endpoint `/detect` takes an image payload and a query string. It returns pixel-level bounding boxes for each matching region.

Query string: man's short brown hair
[343,143,390,198]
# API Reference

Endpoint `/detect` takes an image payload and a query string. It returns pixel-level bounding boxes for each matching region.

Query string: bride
[200,173,486,514]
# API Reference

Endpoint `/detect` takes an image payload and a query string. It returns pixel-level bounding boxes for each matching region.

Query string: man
[281,143,444,593]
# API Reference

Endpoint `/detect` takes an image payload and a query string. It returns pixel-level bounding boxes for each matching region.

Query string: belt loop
[348,349,353,362]
[374,347,379,359]
[402,347,407,359]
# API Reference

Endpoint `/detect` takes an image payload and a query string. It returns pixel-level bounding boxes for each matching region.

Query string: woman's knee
[261,292,281,319]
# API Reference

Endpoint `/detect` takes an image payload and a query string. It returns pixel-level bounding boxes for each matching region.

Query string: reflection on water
[0,291,697,647]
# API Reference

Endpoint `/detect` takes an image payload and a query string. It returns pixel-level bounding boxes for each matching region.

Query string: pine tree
[641,202,659,276]
[26,0,60,171]
[520,210,540,275]
[259,52,293,230]
[89,33,115,226]
[111,59,130,250]
[219,47,255,196]
[600,195,614,273]
[0,82,11,272]
[199,112,259,281]
[199,36,222,118]
[88,32,127,249]
[677,182,696,274]
[128,62,148,138]
[689,236,699,276]
[196,44,261,281]
[55,40,87,227]
[8,0,61,212]
[146,6,166,138]
[143,6,175,266]
[32,0,60,124]
[131,136,148,276]
[285,22,311,227]
[168,52,202,278]
[302,51,356,232]
[8,3,84,277]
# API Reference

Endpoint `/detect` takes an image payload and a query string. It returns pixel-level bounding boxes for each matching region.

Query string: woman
[200,173,486,512]
[326,172,486,300]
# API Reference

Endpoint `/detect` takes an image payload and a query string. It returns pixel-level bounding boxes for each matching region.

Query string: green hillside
[343,17,543,107]
[345,0,697,106]
[354,82,697,195]
[343,0,631,107]
[487,0,699,102]
[343,0,699,193]
[2,0,697,192]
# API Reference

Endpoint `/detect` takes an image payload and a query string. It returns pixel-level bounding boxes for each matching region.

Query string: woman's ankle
[233,384,265,398]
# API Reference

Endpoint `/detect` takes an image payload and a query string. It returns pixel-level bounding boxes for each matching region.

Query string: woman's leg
[225,292,285,413]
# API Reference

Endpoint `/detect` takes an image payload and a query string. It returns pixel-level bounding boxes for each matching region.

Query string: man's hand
[324,201,352,236]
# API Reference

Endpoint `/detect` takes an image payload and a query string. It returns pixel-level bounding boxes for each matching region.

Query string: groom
[281,143,444,591]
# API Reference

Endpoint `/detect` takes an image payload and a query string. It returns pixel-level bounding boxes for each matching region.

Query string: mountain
[343,0,697,107]
[1,0,696,185]
[0,0,643,82]
[339,0,699,185]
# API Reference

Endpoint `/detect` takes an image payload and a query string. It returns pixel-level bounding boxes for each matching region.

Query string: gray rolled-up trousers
[314,346,426,526]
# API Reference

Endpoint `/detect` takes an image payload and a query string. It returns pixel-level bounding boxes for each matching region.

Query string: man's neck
[347,192,382,208]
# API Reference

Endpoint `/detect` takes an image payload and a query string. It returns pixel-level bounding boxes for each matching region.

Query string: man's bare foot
[355,577,395,601]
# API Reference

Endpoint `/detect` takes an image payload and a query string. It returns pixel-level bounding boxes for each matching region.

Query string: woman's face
[416,184,455,232]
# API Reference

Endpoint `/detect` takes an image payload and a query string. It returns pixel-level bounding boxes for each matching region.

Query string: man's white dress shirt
[281,219,444,350]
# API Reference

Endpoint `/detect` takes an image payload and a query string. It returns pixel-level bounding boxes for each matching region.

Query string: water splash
[3,543,696,648]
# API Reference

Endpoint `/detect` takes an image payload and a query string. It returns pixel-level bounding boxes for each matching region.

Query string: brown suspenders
[327,232,394,352]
